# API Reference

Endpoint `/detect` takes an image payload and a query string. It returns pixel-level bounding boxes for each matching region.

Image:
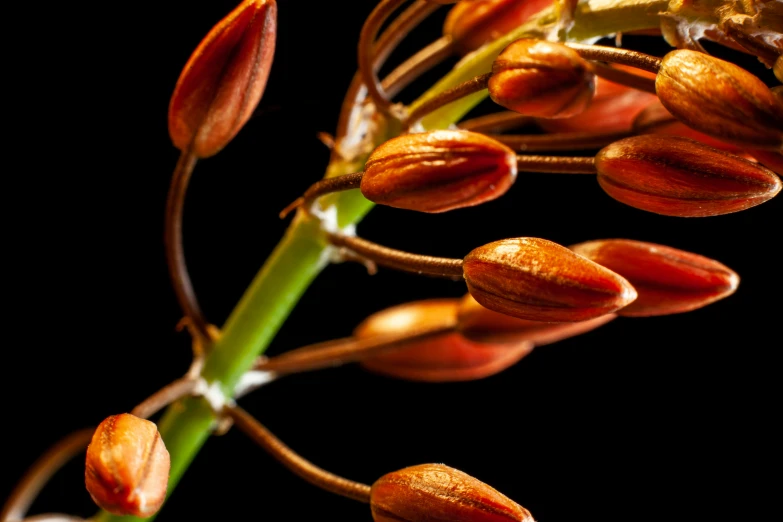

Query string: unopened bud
[489,39,595,119]
[360,130,517,213]
[656,50,783,150]
[354,299,534,382]
[85,414,170,517]
[456,293,616,344]
[751,149,783,175]
[443,0,553,56]
[570,239,739,317]
[463,237,637,322]
[168,0,277,158]
[371,463,533,522]
[595,135,782,217]
[775,55,782,83]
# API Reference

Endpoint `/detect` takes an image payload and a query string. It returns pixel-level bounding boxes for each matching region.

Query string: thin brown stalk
[131,377,199,420]
[566,42,662,73]
[224,405,372,503]
[382,35,454,99]
[490,129,631,152]
[591,62,657,94]
[516,155,598,173]
[458,111,534,133]
[404,73,492,128]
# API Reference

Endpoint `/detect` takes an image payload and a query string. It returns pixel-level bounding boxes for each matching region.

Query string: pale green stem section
[94,1,666,520]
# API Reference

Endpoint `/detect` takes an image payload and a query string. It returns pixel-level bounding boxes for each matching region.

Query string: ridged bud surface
[168,0,277,158]
[595,135,782,217]
[463,237,637,322]
[360,130,517,213]
[444,0,553,56]
[489,39,595,118]
[456,293,616,344]
[656,50,783,150]
[355,299,534,382]
[570,239,739,317]
[371,463,533,522]
[85,414,170,517]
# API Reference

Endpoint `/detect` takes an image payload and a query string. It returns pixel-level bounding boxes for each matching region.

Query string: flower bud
[775,55,782,83]
[443,0,553,56]
[570,239,739,317]
[655,50,783,150]
[354,299,534,382]
[456,293,616,344]
[360,130,517,213]
[489,39,595,119]
[463,237,637,322]
[85,414,170,517]
[168,0,277,158]
[595,135,782,217]
[371,463,533,522]
[751,149,783,176]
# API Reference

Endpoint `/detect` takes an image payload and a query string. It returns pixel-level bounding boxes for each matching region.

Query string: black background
[4,2,779,521]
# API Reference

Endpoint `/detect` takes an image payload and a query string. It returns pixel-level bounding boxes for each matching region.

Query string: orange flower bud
[168,0,277,158]
[463,237,637,322]
[655,50,783,150]
[456,293,616,344]
[595,135,782,217]
[570,239,739,317]
[489,39,595,119]
[751,149,783,175]
[85,414,170,517]
[354,299,534,382]
[360,130,517,213]
[371,463,533,522]
[774,54,782,83]
[443,0,553,56]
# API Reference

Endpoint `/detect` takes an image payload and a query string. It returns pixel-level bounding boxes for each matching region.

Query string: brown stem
[382,35,454,99]
[515,155,598,173]
[1,429,94,522]
[404,73,492,129]
[224,405,372,503]
[289,172,364,217]
[327,233,464,279]
[458,111,534,133]
[164,150,212,342]
[131,377,199,420]
[591,62,657,94]
[490,129,631,152]
[566,42,662,73]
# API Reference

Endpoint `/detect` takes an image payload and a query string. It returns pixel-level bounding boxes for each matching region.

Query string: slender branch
[404,73,492,128]
[458,111,534,133]
[164,150,212,342]
[225,405,372,503]
[566,42,662,73]
[490,129,631,152]
[1,429,94,522]
[327,233,464,279]
[382,35,454,99]
[515,154,598,173]
[298,172,364,215]
[131,377,199,420]
[591,62,657,94]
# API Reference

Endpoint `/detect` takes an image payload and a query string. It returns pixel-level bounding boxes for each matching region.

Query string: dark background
[4,2,779,521]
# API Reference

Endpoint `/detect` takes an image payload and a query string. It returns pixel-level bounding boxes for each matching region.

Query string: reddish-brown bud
[489,39,595,119]
[360,130,517,213]
[570,239,739,317]
[456,293,616,344]
[443,0,553,56]
[595,135,782,217]
[463,237,637,322]
[774,55,782,83]
[751,149,783,175]
[354,299,534,382]
[85,414,170,517]
[655,50,783,150]
[371,463,533,522]
[168,0,277,158]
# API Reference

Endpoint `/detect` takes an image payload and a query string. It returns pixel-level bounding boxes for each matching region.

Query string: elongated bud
[655,50,783,150]
[360,130,517,213]
[751,149,783,175]
[489,39,595,119]
[463,237,637,322]
[444,0,553,56]
[85,414,170,517]
[570,239,739,317]
[371,463,533,522]
[168,0,277,158]
[775,55,782,83]
[456,293,616,344]
[595,135,782,217]
[354,299,534,382]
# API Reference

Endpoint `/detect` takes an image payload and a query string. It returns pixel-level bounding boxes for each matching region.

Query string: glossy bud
[444,0,553,56]
[168,0,277,158]
[775,55,782,83]
[489,39,595,119]
[595,135,782,217]
[463,237,637,322]
[85,414,170,517]
[570,239,739,317]
[360,130,517,213]
[656,50,783,150]
[354,299,534,382]
[371,463,533,522]
[751,149,783,176]
[456,293,616,344]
